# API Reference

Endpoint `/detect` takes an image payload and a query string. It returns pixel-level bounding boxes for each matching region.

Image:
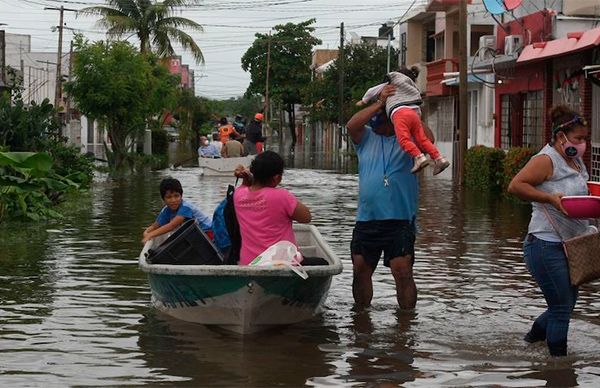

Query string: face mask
[561,134,586,159]
[369,113,385,129]
[202,140,209,146]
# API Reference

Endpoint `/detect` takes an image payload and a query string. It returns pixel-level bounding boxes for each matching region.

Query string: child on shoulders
[142,177,213,243]
[233,151,311,265]
[359,67,450,175]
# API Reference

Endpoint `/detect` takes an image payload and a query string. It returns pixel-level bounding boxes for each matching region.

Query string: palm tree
[80,0,204,63]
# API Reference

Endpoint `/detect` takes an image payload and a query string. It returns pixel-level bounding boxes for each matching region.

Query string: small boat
[197,155,255,176]
[138,224,343,334]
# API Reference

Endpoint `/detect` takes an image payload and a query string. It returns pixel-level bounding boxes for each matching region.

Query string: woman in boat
[233,151,311,265]
[508,105,592,357]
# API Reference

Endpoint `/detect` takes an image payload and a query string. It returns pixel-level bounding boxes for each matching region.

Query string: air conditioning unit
[504,35,523,55]
[478,35,496,60]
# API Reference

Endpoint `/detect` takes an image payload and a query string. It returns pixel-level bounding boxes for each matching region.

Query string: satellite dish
[483,0,507,15]
[503,0,522,11]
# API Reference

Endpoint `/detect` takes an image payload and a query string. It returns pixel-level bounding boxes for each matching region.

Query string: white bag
[250,241,308,279]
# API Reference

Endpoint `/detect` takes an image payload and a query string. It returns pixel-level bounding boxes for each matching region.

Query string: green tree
[81,0,204,63]
[304,43,398,124]
[242,19,321,146]
[65,37,179,171]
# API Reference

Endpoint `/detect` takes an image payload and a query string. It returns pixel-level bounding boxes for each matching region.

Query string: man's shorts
[350,219,415,271]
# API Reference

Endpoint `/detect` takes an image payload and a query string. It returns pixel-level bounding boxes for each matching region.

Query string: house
[468,0,600,179]
[399,0,496,178]
[2,32,109,156]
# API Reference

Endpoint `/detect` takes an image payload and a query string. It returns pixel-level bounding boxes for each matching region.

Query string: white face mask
[202,140,209,146]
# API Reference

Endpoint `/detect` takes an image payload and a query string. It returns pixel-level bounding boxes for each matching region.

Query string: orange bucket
[588,181,600,197]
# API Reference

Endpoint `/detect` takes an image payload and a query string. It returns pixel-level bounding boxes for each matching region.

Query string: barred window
[500,95,511,150]
[522,90,543,149]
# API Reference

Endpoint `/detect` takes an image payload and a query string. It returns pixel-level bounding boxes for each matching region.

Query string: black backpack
[223,183,242,265]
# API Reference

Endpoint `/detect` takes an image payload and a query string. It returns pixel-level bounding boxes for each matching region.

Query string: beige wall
[406,21,424,66]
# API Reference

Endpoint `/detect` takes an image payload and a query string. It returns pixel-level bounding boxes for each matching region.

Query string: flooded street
[1,159,600,386]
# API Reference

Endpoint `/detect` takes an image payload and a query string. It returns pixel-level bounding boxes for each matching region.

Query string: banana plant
[0,152,80,221]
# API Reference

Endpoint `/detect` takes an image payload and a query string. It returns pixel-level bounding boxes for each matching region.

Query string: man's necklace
[381,136,393,187]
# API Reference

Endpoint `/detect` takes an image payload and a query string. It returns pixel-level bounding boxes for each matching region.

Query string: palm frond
[160,27,204,64]
[78,5,128,18]
[156,16,203,32]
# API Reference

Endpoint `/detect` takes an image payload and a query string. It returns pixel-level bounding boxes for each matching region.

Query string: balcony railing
[426,58,458,96]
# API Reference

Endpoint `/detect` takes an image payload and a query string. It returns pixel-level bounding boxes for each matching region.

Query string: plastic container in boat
[147,219,223,265]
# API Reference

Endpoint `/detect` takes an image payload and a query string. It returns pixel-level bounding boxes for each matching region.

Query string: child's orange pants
[391,108,441,159]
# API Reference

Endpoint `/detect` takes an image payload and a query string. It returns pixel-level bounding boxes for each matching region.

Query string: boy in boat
[142,177,213,243]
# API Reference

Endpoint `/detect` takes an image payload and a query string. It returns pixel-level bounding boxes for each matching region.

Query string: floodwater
[1,154,600,387]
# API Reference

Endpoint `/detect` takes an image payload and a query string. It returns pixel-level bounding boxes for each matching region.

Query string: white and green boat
[139,224,343,334]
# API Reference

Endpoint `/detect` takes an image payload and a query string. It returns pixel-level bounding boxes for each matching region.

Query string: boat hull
[197,155,255,176]
[148,273,332,334]
[139,224,342,334]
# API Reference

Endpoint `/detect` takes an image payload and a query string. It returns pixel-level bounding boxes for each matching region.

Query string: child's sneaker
[432,157,450,175]
[410,154,429,174]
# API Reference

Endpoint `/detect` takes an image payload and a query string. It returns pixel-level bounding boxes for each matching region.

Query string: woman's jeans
[523,234,578,356]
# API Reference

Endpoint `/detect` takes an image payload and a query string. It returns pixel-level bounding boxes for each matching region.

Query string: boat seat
[300,245,318,257]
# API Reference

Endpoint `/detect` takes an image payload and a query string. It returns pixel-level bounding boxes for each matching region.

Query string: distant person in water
[142,177,213,243]
[244,113,266,155]
[233,151,311,265]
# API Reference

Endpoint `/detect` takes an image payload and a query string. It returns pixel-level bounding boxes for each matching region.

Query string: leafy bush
[502,147,537,191]
[465,145,506,191]
[0,152,80,221]
[0,92,60,151]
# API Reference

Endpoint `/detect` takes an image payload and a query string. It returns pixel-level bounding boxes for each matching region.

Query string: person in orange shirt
[218,117,241,144]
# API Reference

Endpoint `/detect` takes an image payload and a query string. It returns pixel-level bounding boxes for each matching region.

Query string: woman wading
[508,105,595,356]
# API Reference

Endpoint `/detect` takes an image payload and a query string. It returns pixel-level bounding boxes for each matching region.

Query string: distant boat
[197,155,255,176]
[138,224,343,334]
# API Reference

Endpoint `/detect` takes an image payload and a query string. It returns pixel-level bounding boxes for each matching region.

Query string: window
[500,95,511,150]
[426,96,454,143]
[522,91,543,149]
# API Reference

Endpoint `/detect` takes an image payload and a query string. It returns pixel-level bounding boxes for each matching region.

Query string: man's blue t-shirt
[353,127,418,222]
[156,199,213,231]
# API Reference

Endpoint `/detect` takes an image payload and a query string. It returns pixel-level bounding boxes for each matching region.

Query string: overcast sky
[1,0,426,100]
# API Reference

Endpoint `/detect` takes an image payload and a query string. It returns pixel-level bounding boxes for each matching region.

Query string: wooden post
[458,0,469,184]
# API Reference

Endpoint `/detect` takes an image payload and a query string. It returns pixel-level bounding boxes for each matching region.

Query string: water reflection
[137,310,339,387]
[0,155,599,386]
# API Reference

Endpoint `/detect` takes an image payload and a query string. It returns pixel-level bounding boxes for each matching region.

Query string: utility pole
[385,21,394,73]
[458,0,468,184]
[66,40,73,123]
[45,6,77,125]
[338,22,345,149]
[265,31,271,128]
[0,29,5,87]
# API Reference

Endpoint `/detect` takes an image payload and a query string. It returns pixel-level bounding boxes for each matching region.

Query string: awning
[442,73,495,86]
[517,27,600,64]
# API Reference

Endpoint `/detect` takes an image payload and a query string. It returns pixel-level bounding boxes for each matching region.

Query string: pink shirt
[234,186,298,265]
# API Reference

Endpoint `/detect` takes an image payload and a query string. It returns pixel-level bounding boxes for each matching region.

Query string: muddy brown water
[1,160,599,386]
